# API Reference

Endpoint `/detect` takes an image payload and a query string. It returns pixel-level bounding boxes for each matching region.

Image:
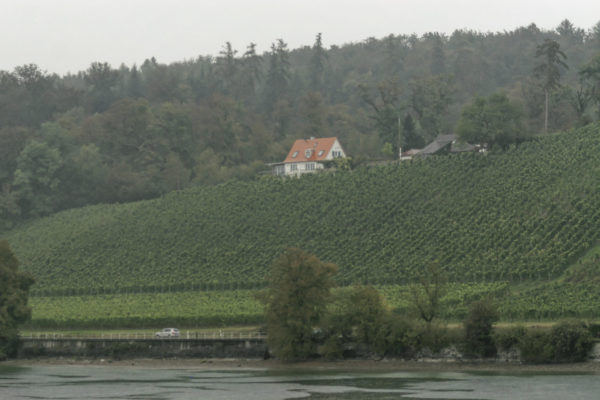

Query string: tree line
[260,248,596,362]
[2,20,600,229]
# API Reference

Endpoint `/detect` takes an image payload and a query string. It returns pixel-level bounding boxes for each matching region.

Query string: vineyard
[27,290,264,329]
[4,123,600,326]
[24,279,599,329]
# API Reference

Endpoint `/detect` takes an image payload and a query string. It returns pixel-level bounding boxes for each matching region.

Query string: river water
[1,365,599,399]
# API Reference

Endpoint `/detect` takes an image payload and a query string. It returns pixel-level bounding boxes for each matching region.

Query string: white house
[271,137,346,176]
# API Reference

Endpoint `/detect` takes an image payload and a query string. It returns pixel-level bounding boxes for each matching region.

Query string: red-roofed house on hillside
[271,137,346,176]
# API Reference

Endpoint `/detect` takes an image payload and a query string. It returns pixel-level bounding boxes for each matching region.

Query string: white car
[155,328,180,338]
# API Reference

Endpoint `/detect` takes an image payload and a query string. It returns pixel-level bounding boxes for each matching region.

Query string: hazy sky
[1,0,599,75]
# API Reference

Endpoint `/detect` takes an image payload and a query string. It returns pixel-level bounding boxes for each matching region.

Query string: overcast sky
[1,0,599,75]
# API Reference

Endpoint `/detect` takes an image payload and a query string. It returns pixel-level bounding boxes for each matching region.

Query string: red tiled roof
[283,137,338,163]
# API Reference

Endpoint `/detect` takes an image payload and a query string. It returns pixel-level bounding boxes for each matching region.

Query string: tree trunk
[544,89,549,134]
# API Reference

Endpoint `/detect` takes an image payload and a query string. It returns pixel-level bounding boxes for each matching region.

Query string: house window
[305,149,312,158]
[290,164,298,171]
[332,150,342,158]
[292,151,298,158]
[318,150,324,157]
[274,165,285,176]
[305,163,315,171]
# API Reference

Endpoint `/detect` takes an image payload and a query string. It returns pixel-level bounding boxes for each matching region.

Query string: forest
[2,19,600,230]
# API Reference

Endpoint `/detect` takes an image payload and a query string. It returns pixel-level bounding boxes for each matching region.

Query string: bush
[519,330,553,363]
[587,323,600,338]
[549,321,594,362]
[413,321,451,353]
[520,320,594,363]
[0,327,20,360]
[372,315,417,357]
[463,299,499,358]
[494,325,526,351]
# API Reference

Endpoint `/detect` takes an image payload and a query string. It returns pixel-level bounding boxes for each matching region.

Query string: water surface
[1,365,598,399]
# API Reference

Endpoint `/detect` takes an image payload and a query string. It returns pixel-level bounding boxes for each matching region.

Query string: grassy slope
[26,277,598,329]
[5,124,600,327]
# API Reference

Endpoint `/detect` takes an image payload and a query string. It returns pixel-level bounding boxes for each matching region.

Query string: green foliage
[3,125,600,327]
[520,320,594,363]
[324,285,392,357]
[498,281,600,320]
[2,23,600,228]
[0,240,34,358]
[259,248,337,361]
[580,53,600,115]
[12,139,63,218]
[463,298,499,357]
[456,93,526,148]
[494,325,526,351]
[409,75,454,142]
[2,124,600,308]
[519,330,554,363]
[27,290,262,329]
[534,38,569,133]
[371,314,417,357]
[359,79,402,156]
[409,263,447,323]
[550,320,594,362]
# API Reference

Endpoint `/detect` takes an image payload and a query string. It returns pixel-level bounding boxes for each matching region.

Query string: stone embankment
[19,337,268,359]
[17,338,600,363]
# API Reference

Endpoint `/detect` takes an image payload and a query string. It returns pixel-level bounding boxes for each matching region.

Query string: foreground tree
[409,263,447,324]
[0,240,34,359]
[258,248,337,360]
[463,298,499,358]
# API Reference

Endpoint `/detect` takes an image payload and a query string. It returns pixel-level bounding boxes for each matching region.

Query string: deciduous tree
[463,298,499,358]
[359,79,403,157]
[409,263,447,324]
[456,92,526,149]
[409,75,453,142]
[258,248,337,360]
[0,240,34,359]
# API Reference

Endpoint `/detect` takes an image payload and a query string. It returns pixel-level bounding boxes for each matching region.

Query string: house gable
[275,137,346,176]
[283,137,344,164]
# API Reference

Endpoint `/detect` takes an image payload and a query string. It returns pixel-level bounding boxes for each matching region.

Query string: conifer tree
[534,39,568,133]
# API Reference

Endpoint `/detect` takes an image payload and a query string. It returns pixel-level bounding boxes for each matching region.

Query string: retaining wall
[18,338,268,359]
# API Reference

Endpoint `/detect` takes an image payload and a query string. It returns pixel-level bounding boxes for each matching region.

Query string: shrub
[413,321,451,353]
[520,320,593,363]
[372,315,417,357]
[587,323,600,338]
[0,327,20,360]
[463,298,499,358]
[494,325,526,351]
[519,330,554,363]
[549,320,594,362]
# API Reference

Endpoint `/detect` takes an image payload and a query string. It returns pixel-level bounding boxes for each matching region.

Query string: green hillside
[4,124,600,327]
[5,123,600,295]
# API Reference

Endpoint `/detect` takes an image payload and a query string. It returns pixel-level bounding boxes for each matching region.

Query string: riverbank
[4,357,600,373]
